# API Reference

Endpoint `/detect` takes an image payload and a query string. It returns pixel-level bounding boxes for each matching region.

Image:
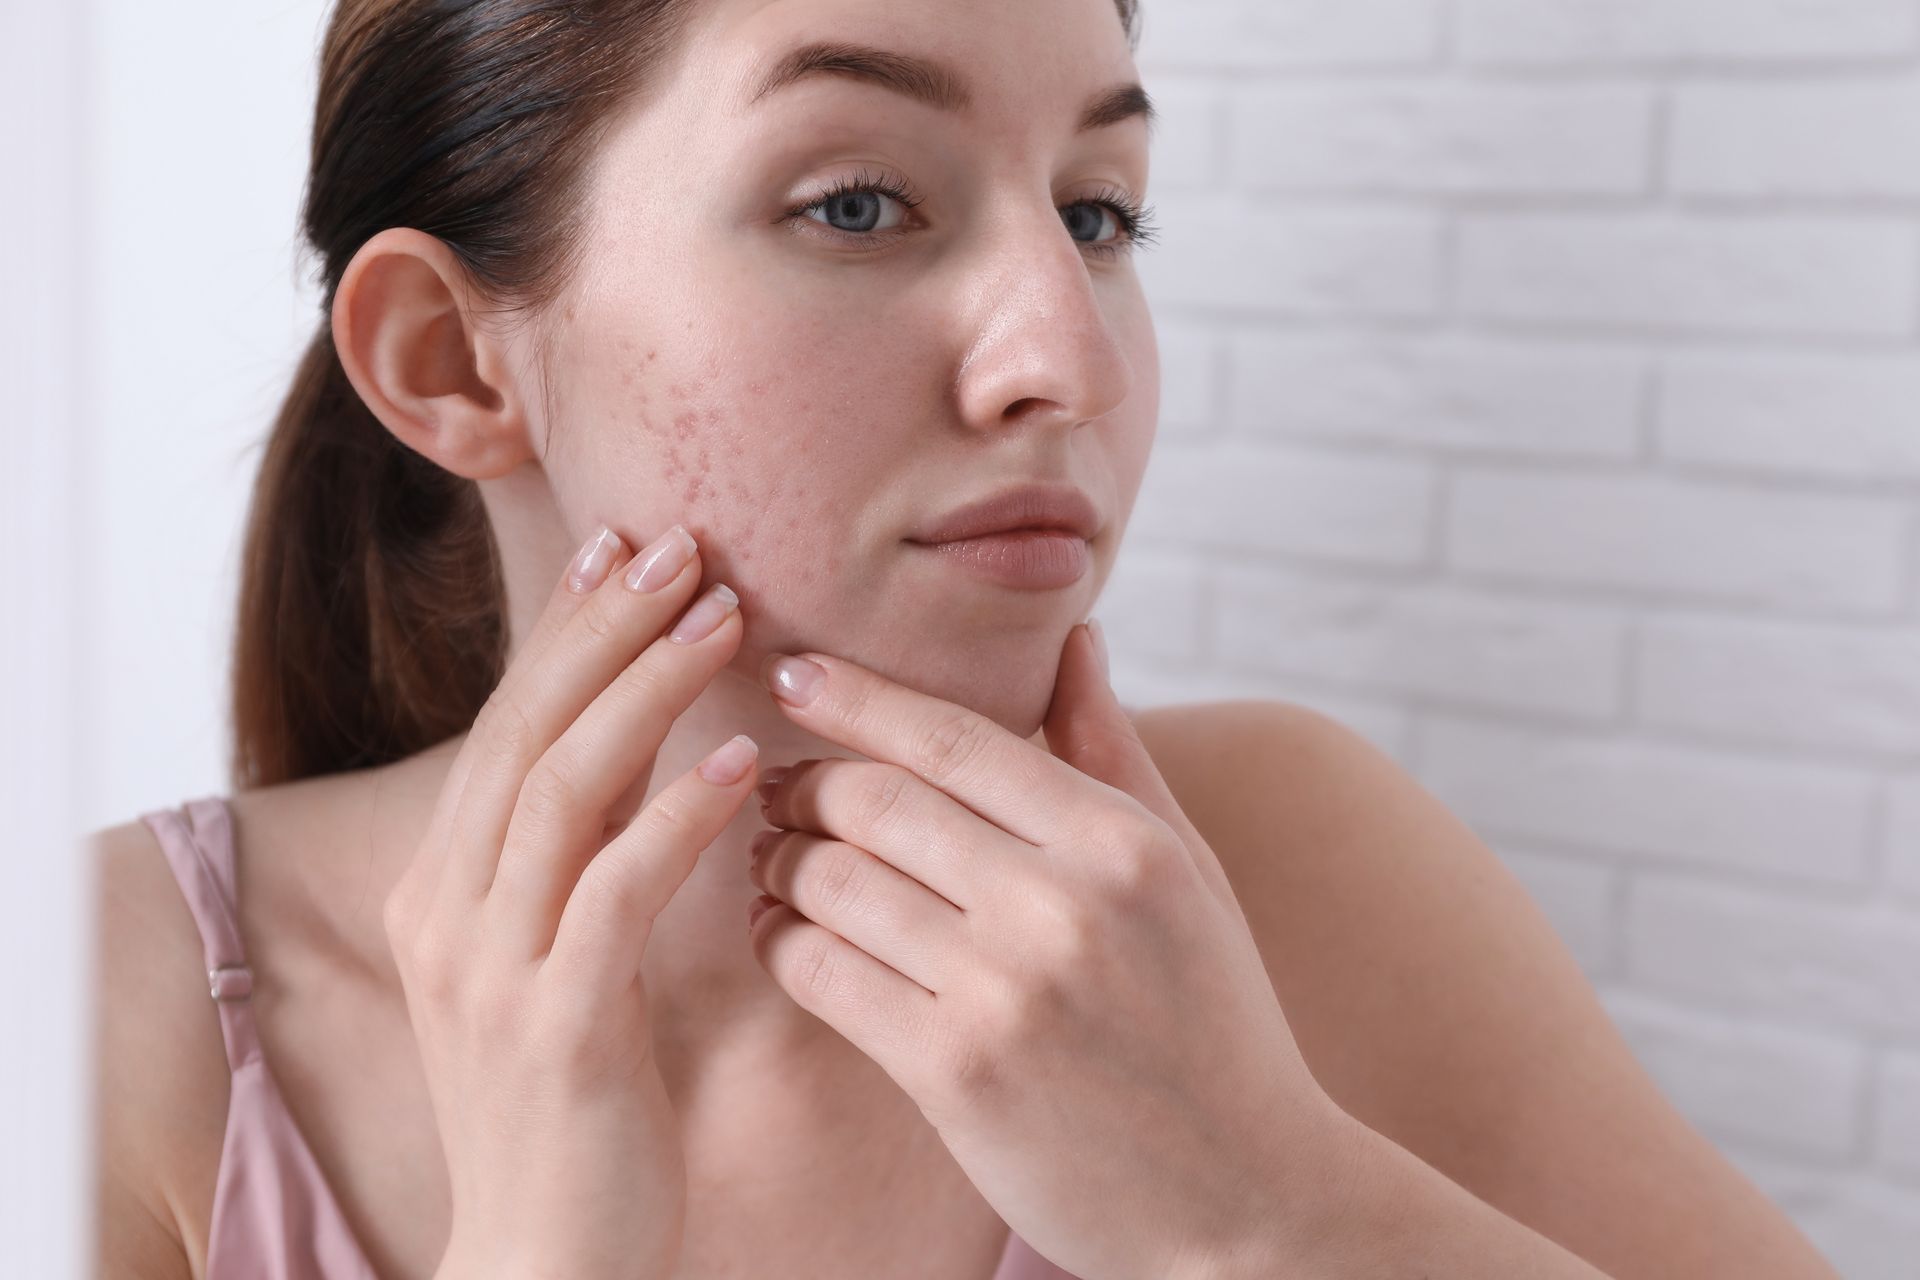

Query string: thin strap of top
[140,796,261,1073]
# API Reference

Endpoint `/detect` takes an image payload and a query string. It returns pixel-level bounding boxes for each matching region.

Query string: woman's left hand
[746,622,1359,1280]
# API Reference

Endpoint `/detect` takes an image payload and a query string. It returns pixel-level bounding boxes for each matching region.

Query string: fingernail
[697,733,758,785]
[669,583,739,644]
[764,654,825,707]
[747,893,780,929]
[626,524,697,593]
[567,525,624,594]
[749,829,779,859]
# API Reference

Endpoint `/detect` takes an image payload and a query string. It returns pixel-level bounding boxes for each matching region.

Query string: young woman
[88,0,1841,1277]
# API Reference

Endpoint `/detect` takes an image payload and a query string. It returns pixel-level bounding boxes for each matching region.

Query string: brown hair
[230,0,1143,791]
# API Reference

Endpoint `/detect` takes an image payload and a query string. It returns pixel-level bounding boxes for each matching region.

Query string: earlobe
[330,226,535,480]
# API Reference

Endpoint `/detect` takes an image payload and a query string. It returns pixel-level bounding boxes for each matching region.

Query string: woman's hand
[385,522,755,1280]
[745,624,1354,1280]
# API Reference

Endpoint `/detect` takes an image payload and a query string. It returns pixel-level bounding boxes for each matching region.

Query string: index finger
[757,650,1086,846]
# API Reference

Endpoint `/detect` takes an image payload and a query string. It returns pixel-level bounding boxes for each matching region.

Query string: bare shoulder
[86,816,228,1279]
[1129,698,1834,1279]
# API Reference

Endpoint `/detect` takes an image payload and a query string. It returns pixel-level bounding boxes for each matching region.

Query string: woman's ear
[330,226,537,480]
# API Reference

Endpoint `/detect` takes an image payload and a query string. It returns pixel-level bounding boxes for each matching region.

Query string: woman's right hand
[383,521,758,1280]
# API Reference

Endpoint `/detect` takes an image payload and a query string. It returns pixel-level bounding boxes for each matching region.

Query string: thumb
[1043,621,1243,916]
[1042,620,1204,852]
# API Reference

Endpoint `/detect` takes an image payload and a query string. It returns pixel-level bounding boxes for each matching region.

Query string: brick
[1229,333,1642,459]
[1418,717,1877,885]
[1234,83,1653,195]
[1658,351,1920,480]
[1878,1051,1920,1177]
[1446,466,1911,615]
[1637,615,1920,755]
[1128,443,1434,567]
[1494,845,1618,977]
[1456,212,1919,339]
[1213,566,1626,719]
[1598,989,1865,1157]
[1626,876,1920,1034]
[1458,0,1920,64]
[1671,80,1920,199]
[1141,200,1442,318]
[1136,0,1445,70]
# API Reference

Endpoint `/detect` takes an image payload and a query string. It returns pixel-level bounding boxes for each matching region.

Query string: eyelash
[783,167,1161,261]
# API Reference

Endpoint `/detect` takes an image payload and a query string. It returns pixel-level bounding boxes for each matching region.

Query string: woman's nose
[950,213,1135,433]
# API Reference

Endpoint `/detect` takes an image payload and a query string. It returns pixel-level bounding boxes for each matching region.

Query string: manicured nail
[567,525,623,594]
[669,583,739,644]
[626,524,697,593]
[764,655,825,707]
[697,733,758,785]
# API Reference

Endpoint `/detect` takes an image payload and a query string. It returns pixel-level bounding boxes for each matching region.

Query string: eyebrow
[745,40,1156,135]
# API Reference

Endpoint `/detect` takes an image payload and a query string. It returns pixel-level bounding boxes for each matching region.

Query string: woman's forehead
[678,0,1142,127]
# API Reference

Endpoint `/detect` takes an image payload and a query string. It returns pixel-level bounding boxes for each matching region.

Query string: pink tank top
[142,795,1077,1280]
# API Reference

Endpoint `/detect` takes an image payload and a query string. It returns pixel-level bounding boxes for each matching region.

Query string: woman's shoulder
[85,812,235,1278]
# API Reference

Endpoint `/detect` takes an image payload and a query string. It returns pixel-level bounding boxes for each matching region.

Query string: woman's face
[532,0,1158,733]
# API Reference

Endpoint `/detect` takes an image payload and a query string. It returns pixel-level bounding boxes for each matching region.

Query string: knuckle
[793,935,842,1004]
[1089,814,1166,902]
[811,843,871,914]
[575,597,624,646]
[946,987,1020,1101]
[607,659,671,719]
[480,696,540,763]
[642,784,699,836]
[571,853,643,938]
[519,757,587,830]
[938,1028,1000,1108]
[908,713,993,784]
[852,767,914,842]
[1013,885,1098,976]
[399,919,459,1003]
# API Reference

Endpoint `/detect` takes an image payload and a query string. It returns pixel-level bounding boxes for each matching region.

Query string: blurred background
[7,0,1919,1275]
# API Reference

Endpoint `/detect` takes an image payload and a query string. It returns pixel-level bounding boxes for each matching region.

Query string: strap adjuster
[209,964,253,1002]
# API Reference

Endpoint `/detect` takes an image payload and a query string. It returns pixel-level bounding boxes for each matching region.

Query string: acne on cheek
[635,376,848,597]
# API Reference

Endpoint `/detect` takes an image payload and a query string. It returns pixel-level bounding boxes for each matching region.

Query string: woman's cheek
[629,376,858,610]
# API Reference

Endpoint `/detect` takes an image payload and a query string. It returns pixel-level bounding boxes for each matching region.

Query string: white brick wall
[1113,5,1920,1274]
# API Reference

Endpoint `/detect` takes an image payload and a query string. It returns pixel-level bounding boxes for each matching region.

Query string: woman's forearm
[1205,1117,1618,1280]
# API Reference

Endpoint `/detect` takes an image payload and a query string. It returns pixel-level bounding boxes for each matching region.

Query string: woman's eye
[800,189,909,234]
[1060,201,1120,245]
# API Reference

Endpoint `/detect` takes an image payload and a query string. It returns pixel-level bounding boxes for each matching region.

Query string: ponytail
[228,324,506,789]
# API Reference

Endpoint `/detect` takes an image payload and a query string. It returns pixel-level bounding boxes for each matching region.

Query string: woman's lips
[905,529,1090,589]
